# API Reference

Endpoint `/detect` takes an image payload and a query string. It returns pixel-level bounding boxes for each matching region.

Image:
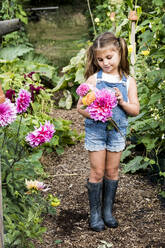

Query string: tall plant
[121,0,165,197]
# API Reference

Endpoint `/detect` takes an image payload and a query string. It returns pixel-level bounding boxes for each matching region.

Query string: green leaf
[56,146,64,155]
[159,190,165,198]
[58,97,66,108]
[149,93,162,105]
[139,30,153,43]
[141,135,159,151]
[0,45,33,60]
[116,19,129,37]
[122,156,148,173]
[28,150,43,162]
[128,112,146,124]
[64,90,72,110]
[126,0,134,9]
[53,75,68,92]
[6,172,12,183]
[121,144,135,162]
[54,239,62,244]
[58,90,72,109]
[75,67,85,83]
[160,171,165,177]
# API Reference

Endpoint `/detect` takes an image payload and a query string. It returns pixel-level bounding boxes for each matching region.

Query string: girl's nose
[103,59,109,65]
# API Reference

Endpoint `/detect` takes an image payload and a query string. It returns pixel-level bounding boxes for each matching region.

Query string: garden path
[35,108,165,248]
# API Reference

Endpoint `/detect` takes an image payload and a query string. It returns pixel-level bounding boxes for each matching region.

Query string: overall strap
[122,74,127,82]
[121,74,127,87]
[97,70,102,81]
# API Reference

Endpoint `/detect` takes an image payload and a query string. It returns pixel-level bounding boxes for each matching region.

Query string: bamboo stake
[0,155,4,248]
[27,7,59,11]
[51,173,78,177]
[86,0,97,37]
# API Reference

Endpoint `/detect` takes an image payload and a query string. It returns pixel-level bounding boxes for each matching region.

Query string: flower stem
[11,115,23,168]
[108,119,126,142]
[1,128,6,149]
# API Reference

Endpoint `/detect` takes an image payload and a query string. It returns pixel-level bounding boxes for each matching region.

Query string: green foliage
[0,0,28,23]
[0,0,29,46]
[53,48,86,108]
[85,0,130,39]
[95,0,129,38]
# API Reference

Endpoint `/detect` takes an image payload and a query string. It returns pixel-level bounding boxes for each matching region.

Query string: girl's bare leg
[105,151,122,180]
[89,150,106,183]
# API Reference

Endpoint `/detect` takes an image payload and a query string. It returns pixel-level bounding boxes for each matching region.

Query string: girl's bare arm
[115,77,140,116]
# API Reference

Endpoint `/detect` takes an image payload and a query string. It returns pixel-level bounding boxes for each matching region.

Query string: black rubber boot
[102,178,118,228]
[87,180,105,232]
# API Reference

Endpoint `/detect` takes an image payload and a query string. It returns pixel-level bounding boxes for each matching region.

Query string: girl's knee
[105,168,119,180]
[90,169,104,182]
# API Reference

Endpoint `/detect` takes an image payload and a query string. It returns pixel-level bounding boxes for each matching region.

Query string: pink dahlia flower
[0,99,17,126]
[87,88,117,122]
[76,83,90,97]
[16,89,31,113]
[25,121,55,147]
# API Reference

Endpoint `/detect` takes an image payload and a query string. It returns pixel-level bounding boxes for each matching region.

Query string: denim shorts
[84,118,127,152]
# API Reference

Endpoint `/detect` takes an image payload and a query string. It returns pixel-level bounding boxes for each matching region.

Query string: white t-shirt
[94,72,130,92]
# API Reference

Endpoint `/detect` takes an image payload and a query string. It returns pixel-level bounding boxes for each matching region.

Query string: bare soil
[35,108,165,248]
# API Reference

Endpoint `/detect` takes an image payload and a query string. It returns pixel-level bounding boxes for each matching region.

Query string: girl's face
[95,46,121,75]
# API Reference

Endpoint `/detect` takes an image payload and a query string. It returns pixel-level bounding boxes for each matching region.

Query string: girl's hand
[114,87,124,105]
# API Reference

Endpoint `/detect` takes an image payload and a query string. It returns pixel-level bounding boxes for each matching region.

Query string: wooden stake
[130,21,136,76]
[0,155,4,248]
[128,10,138,77]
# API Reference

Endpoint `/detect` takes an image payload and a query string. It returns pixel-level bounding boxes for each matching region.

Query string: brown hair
[85,32,129,79]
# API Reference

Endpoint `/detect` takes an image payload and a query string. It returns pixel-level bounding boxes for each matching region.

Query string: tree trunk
[0,18,21,37]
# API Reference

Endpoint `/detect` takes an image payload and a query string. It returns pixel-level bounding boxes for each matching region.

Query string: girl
[77,32,139,232]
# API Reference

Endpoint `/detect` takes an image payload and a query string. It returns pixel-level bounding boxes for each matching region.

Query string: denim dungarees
[84,70,128,152]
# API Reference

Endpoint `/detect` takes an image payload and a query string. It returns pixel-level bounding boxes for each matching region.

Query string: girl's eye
[107,56,112,59]
[97,58,103,62]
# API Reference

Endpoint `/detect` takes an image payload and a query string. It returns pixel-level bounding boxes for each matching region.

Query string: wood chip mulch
[34,108,165,248]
